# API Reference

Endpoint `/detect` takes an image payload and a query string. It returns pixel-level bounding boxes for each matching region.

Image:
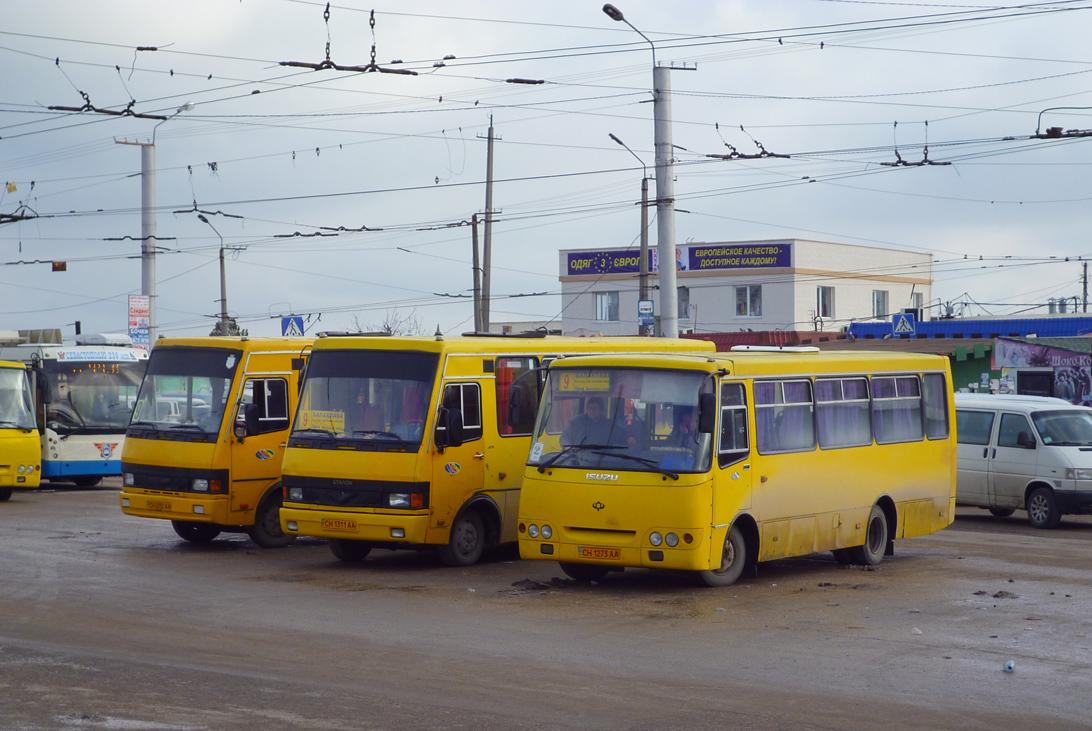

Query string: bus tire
[989,507,1016,518]
[72,476,102,488]
[171,520,222,543]
[0,488,12,502]
[1026,487,1061,529]
[438,510,485,567]
[559,562,610,582]
[246,489,296,548]
[329,539,372,562]
[698,525,747,587]
[851,504,888,566]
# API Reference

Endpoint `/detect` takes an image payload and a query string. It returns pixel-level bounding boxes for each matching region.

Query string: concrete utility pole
[481,117,496,333]
[1084,261,1088,313]
[609,132,650,336]
[603,4,679,337]
[471,213,483,332]
[198,215,229,335]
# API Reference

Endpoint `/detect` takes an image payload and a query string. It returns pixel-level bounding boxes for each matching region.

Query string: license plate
[145,500,172,512]
[577,547,620,560]
[321,518,357,532]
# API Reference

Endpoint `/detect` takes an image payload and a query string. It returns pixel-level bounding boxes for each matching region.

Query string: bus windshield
[529,367,713,475]
[1032,409,1092,446]
[43,360,145,432]
[292,349,438,445]
[130,348,240,433]
[0,368,36,431]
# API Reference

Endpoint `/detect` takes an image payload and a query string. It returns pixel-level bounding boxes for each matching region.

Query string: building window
[817,286,834,319]
[594,291,619,322]
[911,291,923,313]
[872,290,889,319]
[678,286,691,320]
[735,285,762,317]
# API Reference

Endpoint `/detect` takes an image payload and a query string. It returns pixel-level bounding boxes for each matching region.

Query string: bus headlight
[665,532,679,547]
[17,465,25,474]
[389,494,410,508]
[541,524,553,539]
[1066,468,1092,480]
[287,487,303,501]
[123,472,134,486]
[528,524,540,538]
[192,478,209,492]
[649,531,663,546]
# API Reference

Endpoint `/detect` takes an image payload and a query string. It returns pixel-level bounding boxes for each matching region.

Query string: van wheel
[560,562,611,582]
[171,520,222,543]
[698,525,747,587]
[1026,487,1061,529]
[246,489,295,548]
[0,488,12,502]
[850,505,888,566]
[989,507,1016,518]
[438,511,485,567]
[329,539,372,562]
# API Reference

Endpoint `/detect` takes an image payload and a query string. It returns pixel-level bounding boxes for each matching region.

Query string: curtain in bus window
[755,380,814,453]
[922,373,950,439]
[873,376,923,444]
[816,378,871,449]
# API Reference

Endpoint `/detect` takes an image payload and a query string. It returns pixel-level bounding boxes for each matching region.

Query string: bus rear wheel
[699,525,746,587]
[171,520,222,543]
[0,488,12,502]
[559,562,610,582]
[438,511,485,567]
[329,539,372,562]
[246,490,295,548]
[850,504,888,566]
[71,476,102,488]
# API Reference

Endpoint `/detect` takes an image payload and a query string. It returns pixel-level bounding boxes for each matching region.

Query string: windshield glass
[292,349,438,445]
[0,367,36,430]
[130,348,240,433]
[1032,409,1092,446]
[528,367,713,474]
[43,358,146,432]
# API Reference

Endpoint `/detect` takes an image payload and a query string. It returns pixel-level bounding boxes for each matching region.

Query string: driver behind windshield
[562,397,621,446]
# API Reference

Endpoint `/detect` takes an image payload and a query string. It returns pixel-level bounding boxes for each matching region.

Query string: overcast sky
[3,0,1092,340]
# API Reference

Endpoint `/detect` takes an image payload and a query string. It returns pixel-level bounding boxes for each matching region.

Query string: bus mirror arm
[698,392,717,435]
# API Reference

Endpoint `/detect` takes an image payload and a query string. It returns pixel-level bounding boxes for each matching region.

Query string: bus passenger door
[713,381,752,527]
[230,377,291,512]
[431,381,486,529]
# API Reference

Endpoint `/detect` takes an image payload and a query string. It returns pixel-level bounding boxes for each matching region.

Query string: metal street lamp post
[198,214,230,336]
[609,133,651,336]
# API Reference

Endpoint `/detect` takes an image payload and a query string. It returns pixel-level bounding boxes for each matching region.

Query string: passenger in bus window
[562,397,614,446]
[670,407,695,447]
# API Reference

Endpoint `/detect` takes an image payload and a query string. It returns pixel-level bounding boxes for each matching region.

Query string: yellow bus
[516,347,956,586]
[0,360,41,498]
[119,336,311,546]
[278,333,714,565]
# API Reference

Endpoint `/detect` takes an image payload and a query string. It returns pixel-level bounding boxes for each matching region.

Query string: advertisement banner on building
[128,295,150,351]
[566,243,791,276]
[993,339,1090,369]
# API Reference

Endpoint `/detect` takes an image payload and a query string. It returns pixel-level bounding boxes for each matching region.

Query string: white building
[559,238,933,336]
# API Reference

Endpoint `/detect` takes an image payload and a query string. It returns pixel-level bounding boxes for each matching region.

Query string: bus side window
[755,380,815,454]
[440,383,483,443]
[922,373,950,440]
[872,376,924,444]
[496,357,538,436]
[719,382,749,467]
[240,378,290,434]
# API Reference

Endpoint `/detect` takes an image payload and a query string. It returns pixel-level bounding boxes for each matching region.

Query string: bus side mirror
[435,408,465,451]
[507,384,525,427]
[235,403,260,441]
[34,369,52,404]
[698,392,717,434]
[1017,431,1036,449]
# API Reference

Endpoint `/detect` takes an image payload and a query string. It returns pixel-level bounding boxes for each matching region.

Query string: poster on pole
[128,295,151,350]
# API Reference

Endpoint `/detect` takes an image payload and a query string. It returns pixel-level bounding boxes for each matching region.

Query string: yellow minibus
[516,347,956,586]
[278,333,714,565]
[0,360,41,498]
[119,336,311,546]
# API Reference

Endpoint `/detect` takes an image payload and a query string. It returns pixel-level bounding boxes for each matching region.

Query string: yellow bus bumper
[519,530,709,571]
[120,489,234,524]
[280,504,430,544]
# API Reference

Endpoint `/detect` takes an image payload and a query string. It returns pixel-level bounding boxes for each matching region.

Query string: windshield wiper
[293,427,336,439]
[129,421,158,430]
[353,430,403,440]
[169,423,207,433]
[537,444,623,472]
[0,420,31,429]
[590,450,679,480]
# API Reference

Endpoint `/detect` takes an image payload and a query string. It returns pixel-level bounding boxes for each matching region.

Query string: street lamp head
[197,214,209,224]
[609,133,624,145]
[177,102,195,114]
[603,4,625,22]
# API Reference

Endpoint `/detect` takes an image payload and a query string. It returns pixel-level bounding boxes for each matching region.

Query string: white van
[954,393,1092,528]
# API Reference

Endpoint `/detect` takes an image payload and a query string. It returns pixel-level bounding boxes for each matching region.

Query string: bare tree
[348,309,424,336]
[209,317,248,337]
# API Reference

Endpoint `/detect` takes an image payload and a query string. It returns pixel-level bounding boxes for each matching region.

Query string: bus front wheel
[329,539,372,562]
[559,562,610,582]
[699,525,746,587]
[0,488,12,502]
[246,489,296,548]
[171,520,222,543]
[851,504,888,566]
[438,511,485,567]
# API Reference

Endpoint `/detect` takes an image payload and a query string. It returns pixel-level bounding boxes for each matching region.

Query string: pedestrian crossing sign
[281,316,304,336]
[892,313,916,335]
